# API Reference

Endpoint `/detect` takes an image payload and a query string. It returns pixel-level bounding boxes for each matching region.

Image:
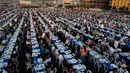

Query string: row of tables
[65,31,118,71]
[0,11,21,56]
[30,11,46,73]
[59,17,130,69]
[58,17,119,71]
[0,8,18,18]
[60,17,94,40]
[60,17,128,43]
[0,13,25,71]
[48,15,118,71]
[60,17,130,64]
[38,12,86,72]
[1,10,21,28]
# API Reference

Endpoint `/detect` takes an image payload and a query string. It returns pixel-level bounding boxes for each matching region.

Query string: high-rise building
[0,0,20,7]
[111,0,130,10]
[80,0,109,9]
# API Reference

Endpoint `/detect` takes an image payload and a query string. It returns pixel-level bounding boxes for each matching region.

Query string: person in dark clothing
[26,68,32,73]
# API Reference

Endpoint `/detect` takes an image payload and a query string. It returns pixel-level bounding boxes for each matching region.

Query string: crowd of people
[0,5,19,28]
[0,7,130,73]
[0,9,25,73]
[37,8,130,73]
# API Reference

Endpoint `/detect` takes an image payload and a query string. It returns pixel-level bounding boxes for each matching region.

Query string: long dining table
[47,15,118,72]
[0,13,25,71]
[30,11,46,73]
[38,11,87,72]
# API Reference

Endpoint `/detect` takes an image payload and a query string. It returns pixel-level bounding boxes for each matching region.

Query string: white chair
[89,56,93,64]
[97,63,102,73]
[82,65,86,70]
[61,64,68,73]
[92,57,96,66]
[95,60,100,70]
[87,70,92,73]
[72,53,75,57]
[77,59,82,63]
[68,50,71,53]
[53,68,57,73]
[66,46,68,49]
[104,65,108,73]
[93,58,97,69]
[121,59,126,64]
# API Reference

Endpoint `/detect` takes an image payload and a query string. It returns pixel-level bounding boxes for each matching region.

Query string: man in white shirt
[83,19,86,23]
[114,41,119,48]
[119,64,129,73]
[9,22,12,26]
[43,57,51,66]
[14,18,17,22]
[109,68,118,73]
[113,52,119,63]
[76,33,80,40]
[100,24,104,28]
[127,30,130,36]
[109,47,115,56]
[42,32,46,39]
[2,69,8,73]
[58,53,64,67]
[25,53,32,61]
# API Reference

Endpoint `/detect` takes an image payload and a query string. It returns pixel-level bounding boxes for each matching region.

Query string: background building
[43,0,55,4]
[63,0,72,4]
[31,0,43,4]
[72,0,80,5]
[111,0,130,10]
[0,0,19,7]
[20,0,31,4]
[129,3,130,11]
[0,0,11,3]
[80,0,109,9]
[55,0,63,4]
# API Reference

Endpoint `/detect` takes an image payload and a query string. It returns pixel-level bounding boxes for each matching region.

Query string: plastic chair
[104,64,108,73]
[97,63,102,73]
[89,55,92,61]
[95,60,99,71]
[89,56,93,64]
[92,57,96,66]
[82,65,86,70]
[93,58,97,69]
[77,59,82,63]
[68,50,71,53]
[121,59,126,64]
[61,64,68,73]
[87,70,92,73]
[72,53,75,57]
[53,68,57,73]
